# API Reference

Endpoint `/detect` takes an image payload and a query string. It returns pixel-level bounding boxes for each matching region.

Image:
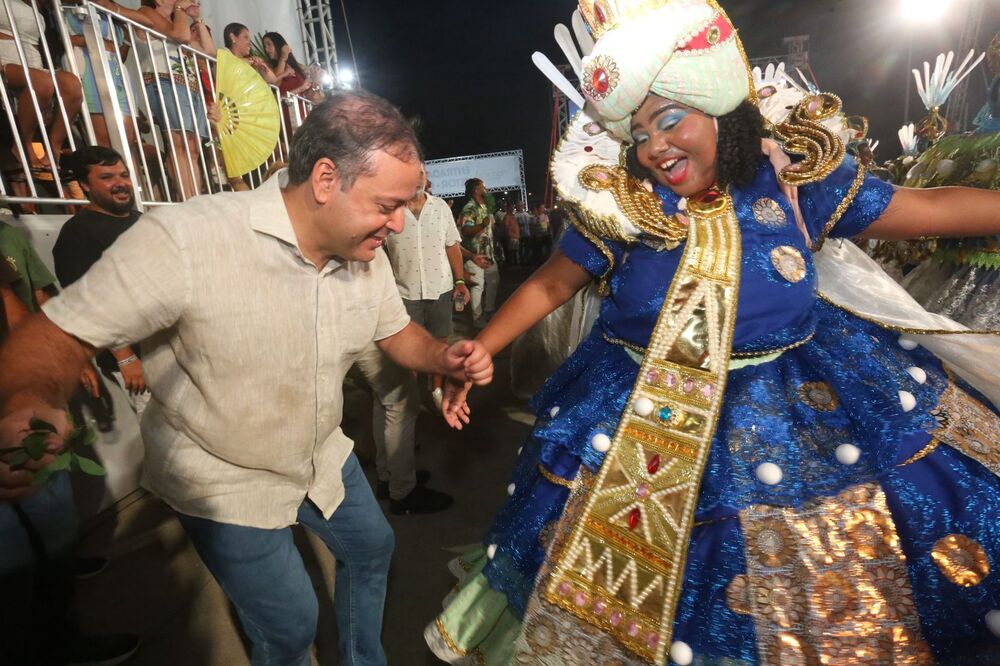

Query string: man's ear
[311,158,340,204]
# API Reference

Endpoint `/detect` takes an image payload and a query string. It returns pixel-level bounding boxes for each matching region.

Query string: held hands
[472,254,492,269]
[439,340,493,430]
[0,407,69,502]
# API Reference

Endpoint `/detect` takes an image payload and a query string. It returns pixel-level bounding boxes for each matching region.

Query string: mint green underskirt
[424,547,521,664]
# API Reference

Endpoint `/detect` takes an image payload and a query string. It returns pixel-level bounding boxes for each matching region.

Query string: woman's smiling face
[631,94,718,197]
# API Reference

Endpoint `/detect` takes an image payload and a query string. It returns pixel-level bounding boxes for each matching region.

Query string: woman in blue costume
[427,1,1000,664]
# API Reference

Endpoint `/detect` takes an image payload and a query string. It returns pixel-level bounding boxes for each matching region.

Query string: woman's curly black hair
[625,99,766,190]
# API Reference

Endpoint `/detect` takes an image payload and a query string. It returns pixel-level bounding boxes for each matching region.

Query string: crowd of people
[1,0,324,207]
[2,0,1000,665]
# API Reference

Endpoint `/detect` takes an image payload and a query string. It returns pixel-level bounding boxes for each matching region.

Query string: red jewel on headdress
[628,508,641,530]
[647,454,661,475]
[593,3,606,24]
[592,68,610,95]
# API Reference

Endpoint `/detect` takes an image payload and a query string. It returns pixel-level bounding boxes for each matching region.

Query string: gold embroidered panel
[543,192,742,663]
[738,482,933,666]
[931,372,1000,478]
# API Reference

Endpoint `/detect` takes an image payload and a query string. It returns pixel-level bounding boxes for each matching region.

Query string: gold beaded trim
[897,437,941,467]
[774,93,846,189]
[434,617,468,657]
[579,164,688,245]
[604,331,816,360]
[565,205,617,296]
[538,464,577,489]
[810,160,868,252]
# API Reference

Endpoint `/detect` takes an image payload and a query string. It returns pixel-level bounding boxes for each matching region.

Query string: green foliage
[6,415,107,482]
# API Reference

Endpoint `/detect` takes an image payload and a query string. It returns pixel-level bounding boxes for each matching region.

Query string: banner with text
[425,151,525,199]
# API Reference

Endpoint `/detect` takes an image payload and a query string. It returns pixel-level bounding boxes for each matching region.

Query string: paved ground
[74,264,543,664]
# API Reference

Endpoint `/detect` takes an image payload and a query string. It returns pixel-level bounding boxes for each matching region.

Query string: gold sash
[541,189,742,663]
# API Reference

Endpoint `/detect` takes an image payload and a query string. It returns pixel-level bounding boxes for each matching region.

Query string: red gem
[592,68,610,95]
[647,455,661,475]
[628,508,641,530]
[594,3,606,24]
[584,146,594,153]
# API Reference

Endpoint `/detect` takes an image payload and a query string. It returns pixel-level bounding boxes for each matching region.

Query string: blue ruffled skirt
[463,299,1000,663]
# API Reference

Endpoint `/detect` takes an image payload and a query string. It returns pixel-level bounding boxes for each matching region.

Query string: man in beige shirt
[0,91,492,666]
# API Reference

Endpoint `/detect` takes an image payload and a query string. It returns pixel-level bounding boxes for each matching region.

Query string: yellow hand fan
[215,49,281,178]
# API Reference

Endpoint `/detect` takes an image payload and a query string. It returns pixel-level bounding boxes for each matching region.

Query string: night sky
[332,0,998,199]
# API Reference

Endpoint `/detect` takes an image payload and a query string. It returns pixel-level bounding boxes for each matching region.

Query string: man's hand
[80,365,101,399]
[452,283,471,308]
[472,254,491,269]
[441,380,472,430]
[441,340,493,386]
[0,407,70,502]
[119,358,146,395]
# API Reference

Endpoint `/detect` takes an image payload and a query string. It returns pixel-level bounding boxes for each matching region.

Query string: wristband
[454,279,465,285]
[117,354,138,367]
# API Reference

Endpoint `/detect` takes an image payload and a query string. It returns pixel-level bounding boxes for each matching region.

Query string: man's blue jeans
[177,454,394,666]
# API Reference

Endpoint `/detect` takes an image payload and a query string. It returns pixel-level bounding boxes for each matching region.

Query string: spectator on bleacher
[61,0,144,151]
[0,0,83,171]
[223,21,277,85]
[263,31,322,103]
[136,0,215,200]
[54,147,148,414]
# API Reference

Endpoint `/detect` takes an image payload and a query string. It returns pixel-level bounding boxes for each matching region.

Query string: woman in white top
[1,0,83,171]
[136,0,215,200]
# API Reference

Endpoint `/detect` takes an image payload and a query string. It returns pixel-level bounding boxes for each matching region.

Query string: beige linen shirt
[43,171,410,528]
[385,194,461,300]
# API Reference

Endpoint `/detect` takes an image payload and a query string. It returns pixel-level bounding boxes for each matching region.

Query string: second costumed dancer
[427,0,1000,663]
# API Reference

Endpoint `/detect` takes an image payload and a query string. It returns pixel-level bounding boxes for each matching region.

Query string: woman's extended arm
[861,186,1000,240]
[477,249,592,356]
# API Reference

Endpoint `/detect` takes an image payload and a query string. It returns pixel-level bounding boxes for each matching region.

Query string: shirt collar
[248,170,299,246]
[248,170,345,272]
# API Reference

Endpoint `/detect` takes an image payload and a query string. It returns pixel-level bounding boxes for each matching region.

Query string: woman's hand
[761,138,809,244]
[280,44,291,58]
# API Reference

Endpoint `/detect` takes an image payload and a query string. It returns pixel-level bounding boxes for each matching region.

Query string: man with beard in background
[53,147,148,413]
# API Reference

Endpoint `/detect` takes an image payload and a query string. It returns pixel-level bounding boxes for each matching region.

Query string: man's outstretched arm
[0,313,94,415]
[376,322,493,386]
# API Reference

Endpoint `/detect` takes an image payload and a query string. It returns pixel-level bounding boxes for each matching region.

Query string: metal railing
[0,0,313,212]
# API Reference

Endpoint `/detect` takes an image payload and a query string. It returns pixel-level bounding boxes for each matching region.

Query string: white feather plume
[898,123,918,156]
[571,9,594,56]
[554,23,583,78]
[912,49,986,110]
[532,51,585,108]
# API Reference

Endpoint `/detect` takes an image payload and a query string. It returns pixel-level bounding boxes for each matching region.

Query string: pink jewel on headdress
[592,68,611,95]
[593,2,606,25]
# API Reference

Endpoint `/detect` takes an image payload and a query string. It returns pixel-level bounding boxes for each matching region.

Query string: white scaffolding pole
[297,0,338,76]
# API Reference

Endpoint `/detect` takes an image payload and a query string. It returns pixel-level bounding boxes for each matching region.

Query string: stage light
[900,0,951,22]
[338,67,355,86]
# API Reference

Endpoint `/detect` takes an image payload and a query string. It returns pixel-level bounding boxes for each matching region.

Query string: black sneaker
[389,486,454,515]
[67,633,140,666]
[376,469,431,500]
[75,555,109,580]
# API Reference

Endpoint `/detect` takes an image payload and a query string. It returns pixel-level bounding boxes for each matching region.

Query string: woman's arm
[861,186,1000,240]
[477,249,592,356]
[97,0,157,29]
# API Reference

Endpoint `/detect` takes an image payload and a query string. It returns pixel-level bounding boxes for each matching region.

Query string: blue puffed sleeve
[558,225,627,278]
[797,155,896,248]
